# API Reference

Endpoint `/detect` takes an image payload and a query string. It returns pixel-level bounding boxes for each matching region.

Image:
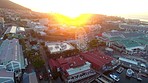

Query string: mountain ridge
[0,0,30,10]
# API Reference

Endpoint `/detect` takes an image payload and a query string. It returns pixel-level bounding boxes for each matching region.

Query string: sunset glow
[52,14,92,26]
[11,0,148,17]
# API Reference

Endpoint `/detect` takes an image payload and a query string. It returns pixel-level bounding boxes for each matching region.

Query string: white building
[4,26,25,34]
[46,42,75,54]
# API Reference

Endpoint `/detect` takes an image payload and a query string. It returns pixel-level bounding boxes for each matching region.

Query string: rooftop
[0,69,14,83]
[104,31,145,39]
[116,39,145,51]
[120,24,148,31]
[57,56,86,69]
[46,42,74,54]
[0,39,25,68]
[49,56,91,76]
[17,27,25,32]
[23,72,38,83]
[4,26,25,34]
[80,51,113,69]
[133,37,148,45]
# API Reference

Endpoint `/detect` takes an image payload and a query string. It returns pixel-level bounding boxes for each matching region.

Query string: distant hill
[0,0,30,10]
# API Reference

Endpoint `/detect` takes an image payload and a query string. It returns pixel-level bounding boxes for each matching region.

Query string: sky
[11,0,148,19]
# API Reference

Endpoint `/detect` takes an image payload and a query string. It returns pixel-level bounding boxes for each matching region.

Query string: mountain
[0,0,30,10]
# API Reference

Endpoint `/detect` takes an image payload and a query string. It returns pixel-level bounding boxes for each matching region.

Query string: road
[39,44,54,83]
[39,45,49,71]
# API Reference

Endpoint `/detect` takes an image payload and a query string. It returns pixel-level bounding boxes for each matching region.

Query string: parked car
[48,69,53,79]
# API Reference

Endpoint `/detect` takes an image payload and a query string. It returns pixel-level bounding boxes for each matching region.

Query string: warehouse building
[80,51,117,71]
[0,39,27,77]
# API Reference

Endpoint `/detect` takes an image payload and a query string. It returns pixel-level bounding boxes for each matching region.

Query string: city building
[119,23,148,33]
[0,69,14,83]
[49,56,96,83]
[3,26,26,39]
[102,31,145,39]
[101,30,148,55]
[23,72,38,83]
[45,42,74,54]
[118,57,148,72]
[80,50,118,71]
[0,39,27,77]
[110,39,145,55]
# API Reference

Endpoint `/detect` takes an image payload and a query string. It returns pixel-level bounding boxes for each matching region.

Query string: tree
[30,41,37,45]
[40,42,45,46]
[32,55,45,68]
[88,39,98,49]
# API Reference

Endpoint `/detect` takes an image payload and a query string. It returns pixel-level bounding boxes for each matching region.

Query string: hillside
[0,0,30,10]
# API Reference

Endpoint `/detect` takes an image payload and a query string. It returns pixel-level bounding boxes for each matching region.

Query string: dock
[131,72,142,81]
[121,62,148,75]
[98,77,110,83]
[98,74,115,83]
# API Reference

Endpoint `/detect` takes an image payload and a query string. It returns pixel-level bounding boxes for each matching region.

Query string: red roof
[81,53,104,68]
[98,33,102,36]
[49,59,59,70]
[60,63,70,71]
[57,58,67,65]
[57,56,87,76]
[80,50,113,70]
[57,56,85,69]
[92,51,113,64]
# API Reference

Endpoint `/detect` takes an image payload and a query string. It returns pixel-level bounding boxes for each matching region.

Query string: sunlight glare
[53,14,92,26]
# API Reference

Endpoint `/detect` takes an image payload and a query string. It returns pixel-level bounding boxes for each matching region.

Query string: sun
[60,12,82,18]
[52,13,92,26]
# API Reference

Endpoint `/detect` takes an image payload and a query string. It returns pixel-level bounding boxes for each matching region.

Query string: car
[109,74,120,81]
[38,72,44,80]
[39,74,43,80]
[48,69,53,79]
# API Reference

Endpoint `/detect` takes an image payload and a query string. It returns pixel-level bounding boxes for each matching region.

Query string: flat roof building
[5,26,25,34]
[0,69,14,83]
[119,24,148,33]
[80,50,115,71]
[108,37,147,55]
[3,26,26,39]
[0,39,26,76]
[46,42,74,54]
[5,26,17,34]
[23,72,38,83]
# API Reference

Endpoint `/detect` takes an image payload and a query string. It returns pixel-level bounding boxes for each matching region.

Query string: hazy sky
[11,0,148,18]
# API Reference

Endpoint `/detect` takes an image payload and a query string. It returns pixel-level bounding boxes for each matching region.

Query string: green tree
[40,42,45,46]
[88,39,98,48]
[32,56,45,68]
